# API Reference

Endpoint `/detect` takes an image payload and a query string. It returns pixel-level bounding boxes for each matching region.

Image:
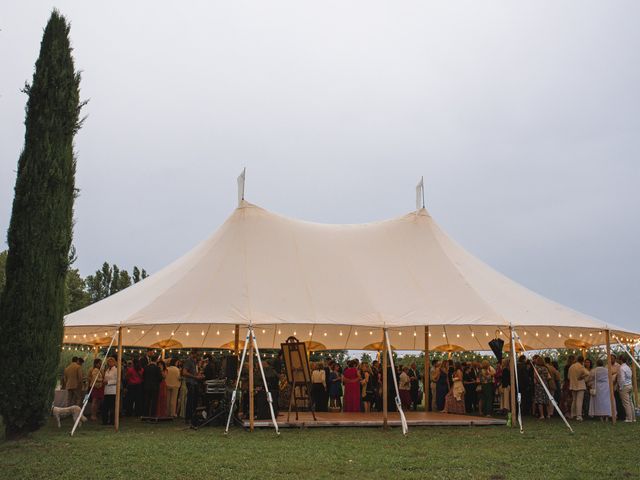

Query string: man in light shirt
[617,355,636,423]
[568,356,589,421]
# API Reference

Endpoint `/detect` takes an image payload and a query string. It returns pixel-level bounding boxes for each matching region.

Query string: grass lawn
[1,416,638,480]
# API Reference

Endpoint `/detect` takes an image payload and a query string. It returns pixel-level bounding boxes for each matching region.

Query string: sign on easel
[281,336,316,421]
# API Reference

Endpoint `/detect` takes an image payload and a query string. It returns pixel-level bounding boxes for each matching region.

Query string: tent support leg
[605,330,617,424]
[384,329,408,435]
[234,325,242,414]
[114,326,123,433]
[251,330,280,434]
[509,326,516,428]
[249,329,254,432]
[225,328,251,434]
[382,329,388,429]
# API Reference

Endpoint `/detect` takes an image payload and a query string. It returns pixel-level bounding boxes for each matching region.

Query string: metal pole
[248,328,255,432]
[114,327,123,432]
[631,345,638,406]
[382,329,388,429]
[424,326,429,410]
[509,326,516,428]
[605,330,616,424]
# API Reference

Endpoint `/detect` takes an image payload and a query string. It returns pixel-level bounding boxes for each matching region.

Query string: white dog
[52,405,87,428]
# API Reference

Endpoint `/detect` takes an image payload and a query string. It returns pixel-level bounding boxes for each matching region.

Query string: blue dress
[436,370,449,411]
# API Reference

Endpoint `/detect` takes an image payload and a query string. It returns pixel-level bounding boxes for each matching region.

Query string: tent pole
[631,345,638,406]
[605,330,616,424]
[424,326,429,410]
[114,326,123,433]
[248,328,255,432]
[382,329,388,429]
[509,326,516,428]
[235,324,242,415]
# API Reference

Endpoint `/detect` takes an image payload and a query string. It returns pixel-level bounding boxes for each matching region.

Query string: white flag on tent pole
[237,168,246,207]
[416,176,424,211]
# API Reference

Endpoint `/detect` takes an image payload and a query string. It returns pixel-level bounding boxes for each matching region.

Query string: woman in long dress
[533,356,551,419]
[588,359,614,420]
[156,360,168,417]
[88,359,104,421]
[443,362,465,414]
[176,360,188,418]
[328,363,342,410]
[435,361,450,411]
[342,360,361,412]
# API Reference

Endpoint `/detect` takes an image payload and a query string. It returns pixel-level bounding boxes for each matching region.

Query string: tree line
[66,259,148,313]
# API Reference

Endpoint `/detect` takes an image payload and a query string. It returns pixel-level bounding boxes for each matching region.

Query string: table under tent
[63,198,640,433]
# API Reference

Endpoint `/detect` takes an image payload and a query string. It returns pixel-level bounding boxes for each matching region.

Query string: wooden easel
[282,337,316,422]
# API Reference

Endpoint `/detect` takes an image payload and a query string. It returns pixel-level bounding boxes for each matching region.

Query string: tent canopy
[64,201,638,351]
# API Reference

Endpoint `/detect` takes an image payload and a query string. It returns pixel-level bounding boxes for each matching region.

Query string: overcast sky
[1,1,638,332]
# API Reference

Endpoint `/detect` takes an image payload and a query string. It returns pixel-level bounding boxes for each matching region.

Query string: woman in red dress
[342,360,361,412]
[156,360,168,417]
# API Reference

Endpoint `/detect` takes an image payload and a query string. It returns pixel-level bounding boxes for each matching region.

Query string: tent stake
[114,326,123,432]
[605,330,616,425]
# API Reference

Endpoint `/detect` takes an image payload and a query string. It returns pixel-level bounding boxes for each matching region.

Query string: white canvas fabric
[64,201,638,351]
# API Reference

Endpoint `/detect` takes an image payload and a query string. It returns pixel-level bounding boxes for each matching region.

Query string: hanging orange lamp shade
[150,339,183,350]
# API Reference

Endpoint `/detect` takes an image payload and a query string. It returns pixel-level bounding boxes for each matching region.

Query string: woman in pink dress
[342,360,361,412]
[156,360,168,417]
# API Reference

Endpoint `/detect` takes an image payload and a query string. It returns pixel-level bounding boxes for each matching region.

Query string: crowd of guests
[307,358,421,414]
[61,349,637,424]
[425,353,637,422]
[62,350,216,425]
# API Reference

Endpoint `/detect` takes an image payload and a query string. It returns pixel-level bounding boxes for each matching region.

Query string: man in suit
[63,357,84,406]
[139,349,155,369]
[182,350,204,423]
[568,356,589,421]
[142,355,162,416]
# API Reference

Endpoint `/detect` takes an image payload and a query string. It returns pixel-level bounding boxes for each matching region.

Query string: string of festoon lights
[58,327,639,360]
[59,345,639,361]
[62,329,639,346]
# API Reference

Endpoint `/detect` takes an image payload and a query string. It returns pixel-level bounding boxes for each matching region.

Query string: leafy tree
[65,268,90,314]
[133,266,141,283]
[0,10,83,439]
[118,269,132,290]
[110,264,120,293]
[100,262,112,296]
[85,269,105,303]
[361,352,373,364]
[85,262,141,301]
[0,250,7,295]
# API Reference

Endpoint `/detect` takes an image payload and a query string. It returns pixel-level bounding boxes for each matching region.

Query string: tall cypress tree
[0,10,83,439]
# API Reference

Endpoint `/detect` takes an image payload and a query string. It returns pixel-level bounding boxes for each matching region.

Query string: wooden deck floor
[242,411,506,428]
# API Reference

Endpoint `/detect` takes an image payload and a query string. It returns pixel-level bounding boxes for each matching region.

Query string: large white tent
[64,200,638,351]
